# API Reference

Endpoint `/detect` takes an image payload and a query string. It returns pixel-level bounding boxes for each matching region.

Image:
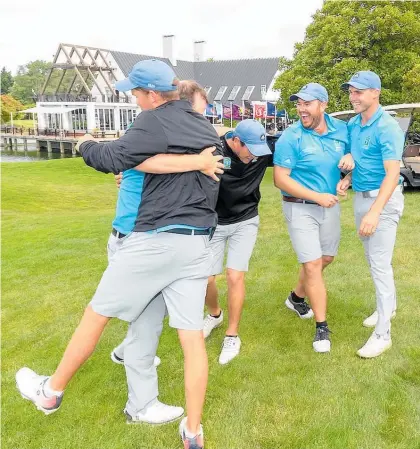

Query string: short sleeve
[273,129,298,169]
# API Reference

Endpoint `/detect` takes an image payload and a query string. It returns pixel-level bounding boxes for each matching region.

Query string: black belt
[163,227,214,237]
[282,196,319,205]
[112,228,127,239]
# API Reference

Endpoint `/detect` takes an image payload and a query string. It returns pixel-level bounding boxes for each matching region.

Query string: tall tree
[274,1,420,114]
[1,67,14,94]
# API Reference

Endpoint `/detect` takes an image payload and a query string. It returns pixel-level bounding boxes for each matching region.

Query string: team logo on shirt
[363,136,371,148]
[260,134,266,141]
[334,141,343,152]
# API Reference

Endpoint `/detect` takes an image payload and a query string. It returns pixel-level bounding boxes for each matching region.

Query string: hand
[315,193,339,208]
[336,177,351,196]
[75,133,95,153]
[199,146,224,181]
[338,154,355,171]
[115,172,122,189]
[359,210,380,237]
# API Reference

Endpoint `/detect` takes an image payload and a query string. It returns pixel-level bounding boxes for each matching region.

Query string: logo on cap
[260,134,265,141]
[148,83,155,88]
[302,85,308,90]
[354,73,360,79]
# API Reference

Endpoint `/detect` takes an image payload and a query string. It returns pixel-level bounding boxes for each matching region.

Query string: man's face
[192,92,208,115]
[296,99,326,129]
[348,87,379,114]
[131,89,154,110]
[232,137,256,164]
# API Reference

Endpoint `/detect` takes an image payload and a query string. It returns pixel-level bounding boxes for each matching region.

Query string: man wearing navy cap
[203,119,274,364]
[16,59,221,449]
[273,83,354,353]
[338,71,405,358]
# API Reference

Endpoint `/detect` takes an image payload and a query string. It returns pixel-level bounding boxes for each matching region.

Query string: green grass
[2,159,420,449]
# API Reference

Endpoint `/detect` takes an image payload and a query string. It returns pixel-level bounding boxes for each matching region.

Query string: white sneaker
[124,400,184,425]
[357,332,392,358]
[312,326,331,353]
[110,349,161,367]
[363,310,396,328]
[203,311,224,339]
[16,367,63,415]
[219,336,241,365]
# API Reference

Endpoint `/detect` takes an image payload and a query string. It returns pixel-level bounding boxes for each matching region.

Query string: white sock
[44,378,63,397]
[185,424,202,439]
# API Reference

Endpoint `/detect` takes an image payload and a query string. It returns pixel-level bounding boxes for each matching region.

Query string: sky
[0,0,323,74]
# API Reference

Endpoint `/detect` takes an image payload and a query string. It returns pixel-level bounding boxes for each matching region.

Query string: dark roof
[110,50,279,105]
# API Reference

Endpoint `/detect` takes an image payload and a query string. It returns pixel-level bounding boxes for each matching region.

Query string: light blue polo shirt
[273,114,349,195]
[347,105,404,192]
[112,169,144,235]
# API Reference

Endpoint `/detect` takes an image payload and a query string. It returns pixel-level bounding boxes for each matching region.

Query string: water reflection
[1,146,79,162]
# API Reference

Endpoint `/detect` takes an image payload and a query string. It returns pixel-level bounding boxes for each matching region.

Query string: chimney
[193,40,205,62]
[163,35,177,66]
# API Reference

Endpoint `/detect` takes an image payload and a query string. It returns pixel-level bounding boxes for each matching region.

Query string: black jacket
[80,100,222,231]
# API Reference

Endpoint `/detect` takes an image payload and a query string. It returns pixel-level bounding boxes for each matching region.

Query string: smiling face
[348,87,380,114]
[295,99,327,130]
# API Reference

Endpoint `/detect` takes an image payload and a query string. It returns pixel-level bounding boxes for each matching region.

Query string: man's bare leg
[178,329,208,434]
[294,256,334,298]
[225,268,246,336]
[205,275,221,316]
[50,305,110,391]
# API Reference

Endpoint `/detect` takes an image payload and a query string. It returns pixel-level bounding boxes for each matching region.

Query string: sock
[185,424,202,439]
[210,310,222,319]
[226,335,238,338]
[316,321,328,329]
[44,378,63,397]
[291,291,305,303]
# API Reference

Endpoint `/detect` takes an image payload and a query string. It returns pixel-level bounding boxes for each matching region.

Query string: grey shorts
[282,202,341,264]
[91,231,212,330]
[210,215,260,274]
[107,232,131,261]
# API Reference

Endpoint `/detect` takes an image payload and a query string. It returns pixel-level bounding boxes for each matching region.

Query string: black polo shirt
[216,135,273,225]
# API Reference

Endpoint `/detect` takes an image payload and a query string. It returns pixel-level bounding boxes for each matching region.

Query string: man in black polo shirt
[203,119,290,364]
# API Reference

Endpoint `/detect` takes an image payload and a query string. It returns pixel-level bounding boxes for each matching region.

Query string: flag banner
[267,102,276,118]
[205,104,217,117]
[215,103,223,118]
[254,103,267,119]
[232,104,242,120]
[223,104,232,119]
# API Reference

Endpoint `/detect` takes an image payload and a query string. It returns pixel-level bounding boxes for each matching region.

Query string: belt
[360,184,403,198]
[163,227,214,238]
[112,228,127,239]
[282,196,318,205]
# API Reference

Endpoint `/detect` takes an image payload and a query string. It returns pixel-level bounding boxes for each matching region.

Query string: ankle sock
[44,378,63,397]
[291,291,305,303]
[210,310,222,319]
[316,321,328,328]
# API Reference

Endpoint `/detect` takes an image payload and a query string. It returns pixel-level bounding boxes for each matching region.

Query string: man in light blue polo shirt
[274,83,353,353]
[338,71,404,358]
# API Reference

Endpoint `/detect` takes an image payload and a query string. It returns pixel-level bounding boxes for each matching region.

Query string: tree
[274,1,420,114]
[1,95,24,124]
[1,67,14,94]
[11,60,53,104]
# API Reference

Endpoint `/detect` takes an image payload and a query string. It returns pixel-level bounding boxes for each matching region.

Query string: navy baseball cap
[289,83,328,102]
[115,59,178,92]
[341,71,381,90]
[226,119,271,157]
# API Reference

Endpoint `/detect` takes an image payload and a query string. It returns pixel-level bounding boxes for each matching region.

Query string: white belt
[360,184,403,198]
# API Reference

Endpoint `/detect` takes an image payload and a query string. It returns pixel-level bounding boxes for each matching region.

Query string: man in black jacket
[16,59,220,449]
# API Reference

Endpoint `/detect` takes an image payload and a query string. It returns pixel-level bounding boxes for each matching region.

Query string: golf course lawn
[2,158,419,449]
